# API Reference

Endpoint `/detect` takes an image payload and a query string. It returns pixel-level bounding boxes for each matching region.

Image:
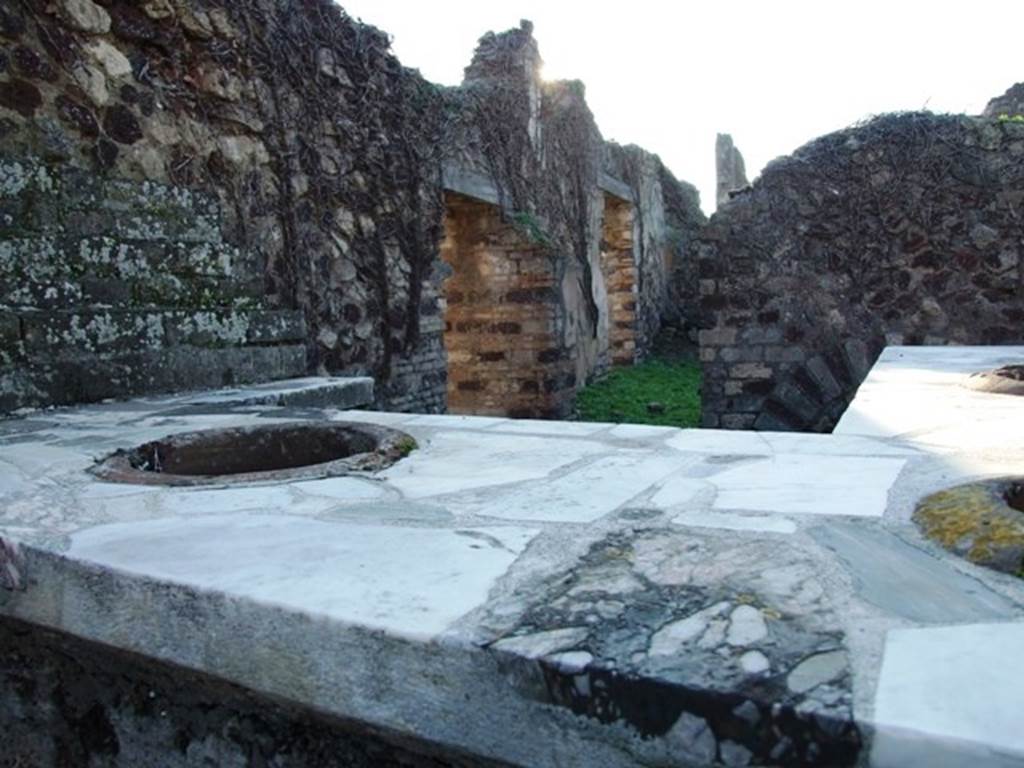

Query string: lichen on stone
[913,479,1024,575]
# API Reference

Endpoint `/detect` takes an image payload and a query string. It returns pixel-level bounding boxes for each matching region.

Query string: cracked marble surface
[2,348,1024,767]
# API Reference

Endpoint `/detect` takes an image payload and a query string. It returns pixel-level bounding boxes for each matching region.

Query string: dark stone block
[0,310,20,351]
[700,294,728,311]
[742,379,772,396]
[12,45,55,82]
[56,95,100,137]
[0,78,42,117]
[80,276,132,304]
[109,4,164,44]
[0,7,26,39]
[245,311,307,344]
[94,138,120,169]
[843,339,872,382]
[537,348,563,363]
[103,104,143,145]
[504,287,553,304]
[805,355,844,402]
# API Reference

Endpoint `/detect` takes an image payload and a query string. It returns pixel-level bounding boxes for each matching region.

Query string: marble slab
[67,514,538,640]
[872,622,1024,768]
[473,452,695,523]
[710,454,907,517]
[378,430,607,499]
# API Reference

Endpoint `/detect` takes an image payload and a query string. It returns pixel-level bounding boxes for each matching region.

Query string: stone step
[0,273,263,311]
[1,344,308,412]
[1,157,222,243]
[0,235,259,309]
[179,376,374,410]
[0,235,243,281]
[2,308,305,360]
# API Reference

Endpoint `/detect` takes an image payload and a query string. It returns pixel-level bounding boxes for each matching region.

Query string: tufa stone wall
[697,112,1024,431]
[0,4,702,416]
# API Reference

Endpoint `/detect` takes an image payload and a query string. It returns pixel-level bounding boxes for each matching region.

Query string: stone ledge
[181,376,374,410]
[1,343,308,410]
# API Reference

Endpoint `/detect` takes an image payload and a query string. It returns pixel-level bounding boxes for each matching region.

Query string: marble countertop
[2,346,1023,767]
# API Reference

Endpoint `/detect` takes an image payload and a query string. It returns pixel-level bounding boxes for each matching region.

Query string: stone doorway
[440,193,570,418]
[600,194,637,367]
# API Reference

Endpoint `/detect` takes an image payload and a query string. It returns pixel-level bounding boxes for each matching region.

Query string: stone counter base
[0,616,507,768]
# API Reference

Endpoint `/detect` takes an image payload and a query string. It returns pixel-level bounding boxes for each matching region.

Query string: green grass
[574,358,701,428]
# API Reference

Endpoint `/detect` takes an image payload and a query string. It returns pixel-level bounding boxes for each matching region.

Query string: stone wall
[441,24,704,415]
[0,0,448,413]
[697,112,1024,431]
[605,143,704,358]
[0,3,701,416]
[0,156,306,411]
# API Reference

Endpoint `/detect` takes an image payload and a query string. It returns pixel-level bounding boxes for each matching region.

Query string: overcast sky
[338,0,1023,214]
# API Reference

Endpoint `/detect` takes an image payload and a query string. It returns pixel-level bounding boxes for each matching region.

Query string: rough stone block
[730,363,772,379]
[740,326,783,345]
[22,310,166,355]
[721,413,756,430]
[0,311,19,350]
[770,381,822,425]
[245,311,307,344]
[805,355,844,402]
[699,327,737,347]
[843,339,872,382]
[764,346,805,363]
[164,310,250,348]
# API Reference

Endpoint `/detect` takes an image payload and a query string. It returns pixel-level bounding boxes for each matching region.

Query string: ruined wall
[0,5,701,416]
[0,0,446,413]
[984,82,1024,117]
[441,24,703,415]
[605,143,704,358]
[715,133,748,208]
[697,112,1024,431]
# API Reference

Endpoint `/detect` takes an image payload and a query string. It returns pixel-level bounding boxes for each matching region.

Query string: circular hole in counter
[962,364,1024,396]
[91,422,416,487]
